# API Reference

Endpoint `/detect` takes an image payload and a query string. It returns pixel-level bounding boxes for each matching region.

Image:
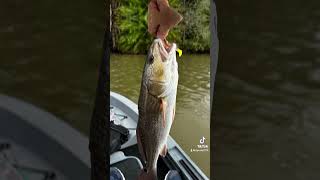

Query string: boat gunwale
[0,94,90,167]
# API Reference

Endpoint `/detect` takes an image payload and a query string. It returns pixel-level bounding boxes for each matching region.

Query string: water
[111,54,211,177]
[0,1,105,136]
[5,0,319,178]
[214,0,320,179]
[0,0,211,177]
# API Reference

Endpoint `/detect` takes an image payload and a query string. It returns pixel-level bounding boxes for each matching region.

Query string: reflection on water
[214,0,320,179]
[0,1,105,134]
[111,54,210,177]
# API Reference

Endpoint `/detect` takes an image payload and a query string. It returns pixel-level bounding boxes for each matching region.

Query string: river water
[111,54,210,177]
[4,0,318,179]
[0,0,105,136]
[214,0,320,179]
[0,0,210,177]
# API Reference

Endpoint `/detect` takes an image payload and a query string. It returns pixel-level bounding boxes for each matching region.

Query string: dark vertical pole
[111,0,119,51]
[183,0,186,43]
[210,0,218,178]
[89,1,110,179]
[210,0,219,113]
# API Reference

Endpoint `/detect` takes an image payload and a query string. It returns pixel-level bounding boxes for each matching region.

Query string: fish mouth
[152,38,176,57]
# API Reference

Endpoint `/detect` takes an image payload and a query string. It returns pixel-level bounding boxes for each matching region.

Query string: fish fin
[160,99,166,128]
[160,143,167,157]
[136,128,147,163]
[138,168,158,180]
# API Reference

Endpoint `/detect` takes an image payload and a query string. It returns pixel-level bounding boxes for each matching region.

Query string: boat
[0,92,208,180]
[110,91,209,180]
[0,94,90,180]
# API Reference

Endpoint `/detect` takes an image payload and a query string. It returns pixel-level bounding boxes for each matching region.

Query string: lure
[176,48,182,57]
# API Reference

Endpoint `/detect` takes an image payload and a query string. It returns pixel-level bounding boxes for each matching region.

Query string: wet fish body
[137,39,179,180]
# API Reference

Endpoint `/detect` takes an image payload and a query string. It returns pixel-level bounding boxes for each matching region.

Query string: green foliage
[115,0,149,53]
[114,0,210,54]
[182,0,210,53]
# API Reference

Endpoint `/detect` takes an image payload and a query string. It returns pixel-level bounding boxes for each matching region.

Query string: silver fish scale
[137,39,179,174]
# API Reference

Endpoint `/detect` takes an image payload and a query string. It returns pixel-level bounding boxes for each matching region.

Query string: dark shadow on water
[214,0,320,179]
[0,0,105,135]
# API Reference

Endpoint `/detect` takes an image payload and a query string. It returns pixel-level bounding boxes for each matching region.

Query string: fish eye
[149,55,154,63]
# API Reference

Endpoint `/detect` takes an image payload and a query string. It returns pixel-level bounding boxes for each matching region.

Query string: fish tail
[138,168,157,180]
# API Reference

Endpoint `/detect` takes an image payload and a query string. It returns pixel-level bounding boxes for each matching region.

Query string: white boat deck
[110,92,209,180]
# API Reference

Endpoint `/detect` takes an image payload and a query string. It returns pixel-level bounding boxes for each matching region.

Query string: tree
[111,0,120,50]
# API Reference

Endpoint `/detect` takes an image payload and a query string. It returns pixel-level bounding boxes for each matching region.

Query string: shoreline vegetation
[110,0,210,54]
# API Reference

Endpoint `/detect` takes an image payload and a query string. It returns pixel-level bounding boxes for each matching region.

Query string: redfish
[136,39,179,180]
